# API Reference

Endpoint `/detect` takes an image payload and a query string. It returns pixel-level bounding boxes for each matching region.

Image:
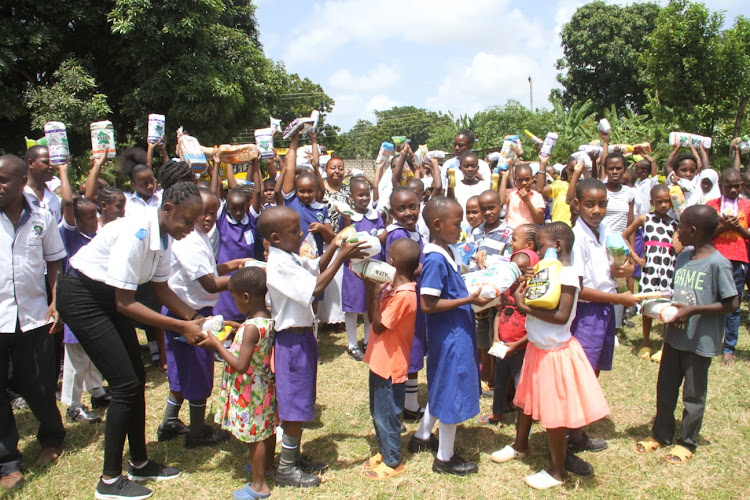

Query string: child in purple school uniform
[281,130,334,259]
[58,162,111,424]
[212,156,263,324]
[339,176,386,361]
[385,187,427,421]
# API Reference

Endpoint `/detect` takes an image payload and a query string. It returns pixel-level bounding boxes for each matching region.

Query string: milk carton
[90,120,116,159]
[44,121,69,165]
[147,114,166,144]
[254,128,275,159]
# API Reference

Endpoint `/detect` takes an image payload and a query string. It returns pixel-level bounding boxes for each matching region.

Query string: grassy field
[7,315,750,499]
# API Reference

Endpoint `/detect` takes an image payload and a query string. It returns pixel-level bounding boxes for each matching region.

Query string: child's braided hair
[158,160,200,206]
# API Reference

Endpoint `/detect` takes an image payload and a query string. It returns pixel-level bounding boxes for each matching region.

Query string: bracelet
[190,312,201,320]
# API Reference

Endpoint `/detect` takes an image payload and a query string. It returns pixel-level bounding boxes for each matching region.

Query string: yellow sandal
[363,461,406,479]
[634,437,662,454]
[665,445,693,465]
[363,453,382,470]
[638,346,653,360]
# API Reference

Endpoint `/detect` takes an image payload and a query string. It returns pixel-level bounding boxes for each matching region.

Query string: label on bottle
[525,268,550,301]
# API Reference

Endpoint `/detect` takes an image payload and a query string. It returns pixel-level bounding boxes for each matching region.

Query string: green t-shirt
[665,248,737,358]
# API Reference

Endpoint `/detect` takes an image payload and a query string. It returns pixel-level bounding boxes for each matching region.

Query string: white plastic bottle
[539,132,558,158]
[351,260,395,283]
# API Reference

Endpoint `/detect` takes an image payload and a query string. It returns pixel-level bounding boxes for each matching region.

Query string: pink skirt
[513,337,610,430]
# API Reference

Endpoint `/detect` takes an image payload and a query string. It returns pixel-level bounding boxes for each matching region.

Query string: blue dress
[420,244,480,424]
[342,208,384,313]
[214,205,258,322]
[284,192,329,257]
[385,223,426,373]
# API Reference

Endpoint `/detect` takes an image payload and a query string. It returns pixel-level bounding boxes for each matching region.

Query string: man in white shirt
[0,155,67,490]
[439,130,491,194]
[23,146,61,223]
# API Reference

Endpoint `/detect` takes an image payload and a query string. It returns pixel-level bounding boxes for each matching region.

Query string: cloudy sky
[255,0,746,132]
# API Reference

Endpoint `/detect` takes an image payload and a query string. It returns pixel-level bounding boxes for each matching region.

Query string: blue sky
[255,0,747,132]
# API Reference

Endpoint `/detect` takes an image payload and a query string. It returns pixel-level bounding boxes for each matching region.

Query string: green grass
[6,314,750,499]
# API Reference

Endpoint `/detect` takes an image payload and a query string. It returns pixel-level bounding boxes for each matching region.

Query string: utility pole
[528,76,533,110]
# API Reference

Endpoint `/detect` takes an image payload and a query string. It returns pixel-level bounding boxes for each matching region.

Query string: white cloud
[366,94,397,114]
[283,0,518,66]
[326,61,401,94]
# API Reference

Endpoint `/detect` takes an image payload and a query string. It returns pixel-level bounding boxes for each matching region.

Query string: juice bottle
[491,167,500,191]
[447,167,456,188]
[525,247,562,309]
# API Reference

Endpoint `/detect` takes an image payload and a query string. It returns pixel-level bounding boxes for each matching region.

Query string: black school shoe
[275,465,321,488]
[347,345,365,361]
[297,454,328,474]
[95,476,152,500]
[568,431,608,453]
[127,461,181,482]
[91,390,112,409]
[184,426,230,449]
[432,454,478,476]
[67,404,102,424]
[402,407,425,422]
[408,433,439,453]
[565,453,594,478]
[156,419,189,441]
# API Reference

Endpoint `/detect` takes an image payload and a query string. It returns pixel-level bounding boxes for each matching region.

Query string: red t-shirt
[363,282,417,383]
[707,197,750,263]
[496,249,540,343]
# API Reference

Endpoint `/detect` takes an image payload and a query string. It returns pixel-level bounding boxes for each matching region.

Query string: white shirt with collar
[70,210,171,290]
[439,157,491,192]
[572,221,617,300]
[168,230,219,309]
[266,246,320,331]
[125,190,163,219]
[350,207,384,233]
[24,184,61,223]
[0,199,67,332]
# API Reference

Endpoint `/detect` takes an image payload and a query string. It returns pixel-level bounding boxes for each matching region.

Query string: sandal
[525,470,563,490]
[477,414,502,425]
[634,436,662,454]
[638,346,653,360]
[363,461,406,480]
[665,445,693,465]
[490,445,526,464]
[363,453,382,470]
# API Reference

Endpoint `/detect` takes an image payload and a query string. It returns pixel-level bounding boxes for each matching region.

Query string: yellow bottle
[525,248,562,309]
[447,167,456,188]
[491,168,500,191]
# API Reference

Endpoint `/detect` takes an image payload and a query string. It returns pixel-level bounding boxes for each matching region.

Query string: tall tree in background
[553,1,661,114]
[0,0,332,158]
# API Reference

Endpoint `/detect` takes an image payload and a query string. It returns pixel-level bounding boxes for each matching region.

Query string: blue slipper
[243,464,274,478]
[232,483,270,499]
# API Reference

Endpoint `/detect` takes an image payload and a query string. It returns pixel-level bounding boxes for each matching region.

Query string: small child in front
[361,238,421,480]
[635,205,738,464]
[259,206,366,488]
[411,196,490,476]
[492,222,610,490]
[199,267,277,500]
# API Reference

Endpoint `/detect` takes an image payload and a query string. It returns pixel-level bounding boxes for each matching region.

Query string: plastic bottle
[524,130,543,146]
[739,135,750,154]
[350,232,382,262]
[44,121,70,166]
[351,259,395,283]
[375,142,394,166]
[598,118,611,134]
[525,247,562,309]
[539,132,558,158]
[606,234,630,292]
[497,159,510,172]
[578,144,604,156]
[90,121,116,159]
[669,185,687,216]
[642,300,678,323]
[491,167,500,191]
[447,167,456,188]
[147,114,166,144]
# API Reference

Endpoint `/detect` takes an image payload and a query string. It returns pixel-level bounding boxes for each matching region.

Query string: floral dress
[215,317,277,443]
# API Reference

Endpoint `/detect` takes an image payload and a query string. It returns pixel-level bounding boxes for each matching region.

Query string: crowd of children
[2,118,750,498]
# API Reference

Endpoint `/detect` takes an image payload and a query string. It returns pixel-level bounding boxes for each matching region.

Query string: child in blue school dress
[213,157,264,325]
[281,130,334,258]
[339,176,385,361]
[384,187,427,421]
[409,196,491,476]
